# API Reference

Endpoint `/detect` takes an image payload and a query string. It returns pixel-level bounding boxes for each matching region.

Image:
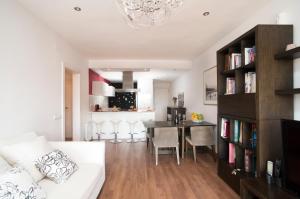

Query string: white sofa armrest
[49,141,105,167]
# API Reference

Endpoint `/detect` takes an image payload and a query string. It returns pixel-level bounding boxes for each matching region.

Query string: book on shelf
[244,46,256,65]
[245,72,256,93]
[231,53,242,69]
[234,120,240,142]
[221,118,230,138]
[224,53,242,71]
[251,124,257,148]
[242,122,251,146]
[239,122,243,144]
[244,149,253,173]
[229,143,235,164]
[226,78,236,95]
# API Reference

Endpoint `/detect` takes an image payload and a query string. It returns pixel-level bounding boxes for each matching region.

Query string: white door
[154,87,170,121]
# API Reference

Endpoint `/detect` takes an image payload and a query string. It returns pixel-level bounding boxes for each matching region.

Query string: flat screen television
[281,119,300,196]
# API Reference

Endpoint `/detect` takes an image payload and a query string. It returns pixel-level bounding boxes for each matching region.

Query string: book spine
[245,149,252,172]
[229,143,235,164]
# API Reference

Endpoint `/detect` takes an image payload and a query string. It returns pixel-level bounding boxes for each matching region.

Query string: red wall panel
[89,69,110,95]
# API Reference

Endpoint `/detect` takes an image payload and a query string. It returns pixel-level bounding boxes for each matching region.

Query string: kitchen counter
[90,111,155,139]
[91,110,154,113]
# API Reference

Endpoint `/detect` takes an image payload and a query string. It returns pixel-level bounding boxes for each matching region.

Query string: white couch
[42,141,106,199]
[0,133,105,199]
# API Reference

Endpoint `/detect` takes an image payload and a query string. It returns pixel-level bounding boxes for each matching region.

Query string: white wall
[0,0,88,140]
[171,0,300,143]
[137,79,154,110]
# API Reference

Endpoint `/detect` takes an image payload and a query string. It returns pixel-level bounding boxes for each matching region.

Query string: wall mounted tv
[281,119,300,196]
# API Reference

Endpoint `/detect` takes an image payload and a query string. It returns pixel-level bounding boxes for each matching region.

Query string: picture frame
[203,66,217,105]
[178,92,184,108]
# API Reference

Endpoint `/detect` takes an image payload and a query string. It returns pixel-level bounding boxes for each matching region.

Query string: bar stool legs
[96,121,105,141]
[110,120,122,144]
[127,121,138,143]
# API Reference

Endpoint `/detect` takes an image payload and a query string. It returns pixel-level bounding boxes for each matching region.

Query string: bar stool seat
[110,120,122,144]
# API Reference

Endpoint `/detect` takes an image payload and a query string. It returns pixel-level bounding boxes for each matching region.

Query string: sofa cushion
[0,156,11,175]
[38,163,103,199]
[35,150,78,184]
[0,166,46,199]
[0,136,53,182]
[0,132,38,148]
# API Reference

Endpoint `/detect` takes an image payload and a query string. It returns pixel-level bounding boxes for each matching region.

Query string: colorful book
[251,124,257,148]
[245,72,256,93]
[229,143,236,164]
[226,78,236,95]
[234,120,240,142]
[245,149,252,172]
[244,46,256,65]
[239,122,243,144]
[221,118,230,138]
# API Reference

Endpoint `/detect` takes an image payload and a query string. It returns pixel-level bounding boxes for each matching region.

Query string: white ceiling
[18,0,270,60]
[95,68,188,82]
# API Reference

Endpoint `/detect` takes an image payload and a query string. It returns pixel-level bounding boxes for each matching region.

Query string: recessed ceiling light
[74,7,82,12]
[203,11,210,16]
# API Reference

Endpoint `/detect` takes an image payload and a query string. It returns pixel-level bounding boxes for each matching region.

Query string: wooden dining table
[143,120,216,159]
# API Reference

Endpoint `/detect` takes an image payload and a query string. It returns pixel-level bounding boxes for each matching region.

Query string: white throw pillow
[0,166,46,199]
[35,150,78,184]
[0,136,53,182]
[0,156,11,175]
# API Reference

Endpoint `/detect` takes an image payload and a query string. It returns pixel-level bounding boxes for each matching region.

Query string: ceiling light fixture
[116,0,184,28]
[203,11,210,16]
[74,7,82,12]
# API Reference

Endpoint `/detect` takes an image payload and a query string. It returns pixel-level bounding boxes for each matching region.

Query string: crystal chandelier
[116,0,183,28]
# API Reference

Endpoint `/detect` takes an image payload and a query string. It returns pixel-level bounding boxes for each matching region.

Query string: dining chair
[185,126,214,162]
[152,127,180,166]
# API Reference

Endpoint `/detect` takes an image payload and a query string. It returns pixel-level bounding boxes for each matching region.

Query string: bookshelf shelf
[274,46,300,60]
[275,88,300,95]
[217,25,294,194]
[221,62,255,76]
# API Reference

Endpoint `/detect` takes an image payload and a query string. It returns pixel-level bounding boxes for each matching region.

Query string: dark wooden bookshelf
[275,88,300,95]
[274,46,300,60]
[217,25,294,194]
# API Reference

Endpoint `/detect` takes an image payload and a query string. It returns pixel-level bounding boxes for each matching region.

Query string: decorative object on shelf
[203,66,217,105]
[191,112,203,123]
[172,97,177,107]
[266,160,274,184]
[178,92,184,107]
[116,0,183,28]
[286,43,297,51]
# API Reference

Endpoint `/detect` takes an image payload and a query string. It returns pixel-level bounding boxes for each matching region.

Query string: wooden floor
[98,142,239,199]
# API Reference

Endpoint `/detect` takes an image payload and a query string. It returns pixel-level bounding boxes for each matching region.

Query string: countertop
[90,110,155,113]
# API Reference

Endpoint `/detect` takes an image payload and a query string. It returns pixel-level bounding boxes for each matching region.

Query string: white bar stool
[110,120,122,144]
[85,121,97,141]
[96,121,106,141]
[127,121,138,143]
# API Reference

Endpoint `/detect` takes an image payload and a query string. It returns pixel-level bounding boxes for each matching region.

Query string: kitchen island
[91,111,155,139]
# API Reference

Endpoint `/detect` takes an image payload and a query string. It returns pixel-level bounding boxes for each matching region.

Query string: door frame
[61,63,81,141]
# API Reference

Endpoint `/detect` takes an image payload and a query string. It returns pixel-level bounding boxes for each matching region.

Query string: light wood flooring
[98,142,239,199]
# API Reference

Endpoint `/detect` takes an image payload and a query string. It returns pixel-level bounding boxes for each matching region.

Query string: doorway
[65,68,73,141]
[154,80,171,120]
